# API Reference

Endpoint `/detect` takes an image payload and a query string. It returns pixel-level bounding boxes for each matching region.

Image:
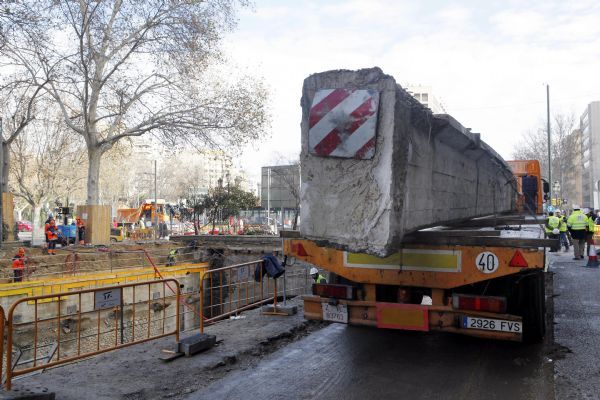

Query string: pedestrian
[567,205,588,260]
[310,267,327,284]
[545,211,560,252]
[585,208,596,256]
[46,218,60,255]
[76,216,86,244]
[556,210,570,252]
[12,247,27,282]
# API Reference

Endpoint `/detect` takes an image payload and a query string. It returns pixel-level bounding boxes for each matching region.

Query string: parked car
[16,221,32,232]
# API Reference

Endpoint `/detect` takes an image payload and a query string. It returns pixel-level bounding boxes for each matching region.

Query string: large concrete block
[299,67,515,257]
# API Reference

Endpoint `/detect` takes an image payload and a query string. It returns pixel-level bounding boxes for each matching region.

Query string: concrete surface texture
[14,297,320,400]
[299,67,515,257]
[551,250,600,400]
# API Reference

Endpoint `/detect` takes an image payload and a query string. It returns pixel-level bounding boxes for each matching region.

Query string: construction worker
[545,211,560,252]
[310,267,326,284]
[556,210,570,252]
[12,247,27,282]
[586,208,596,257]
[46,218,60,255]
[166,248,177,266]
[75,216,85,244]
[567,205,588,260]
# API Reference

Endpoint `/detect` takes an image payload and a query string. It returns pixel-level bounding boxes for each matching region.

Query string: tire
[517,270,546,343]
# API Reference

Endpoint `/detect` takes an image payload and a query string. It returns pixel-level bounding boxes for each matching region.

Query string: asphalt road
[186,319,552,400]
[551,250,600,400]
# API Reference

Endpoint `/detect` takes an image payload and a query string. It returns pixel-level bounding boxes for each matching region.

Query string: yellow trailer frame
[284,238,547,342]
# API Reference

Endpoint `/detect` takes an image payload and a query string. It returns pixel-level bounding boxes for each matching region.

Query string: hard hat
[552,228,560,235]
[584,208,591,214]
[573,204,581,210]
[309,267,319,275]
[17,247,25,254]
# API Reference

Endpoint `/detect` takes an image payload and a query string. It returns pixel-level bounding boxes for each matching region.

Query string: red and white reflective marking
[308,89,379,159]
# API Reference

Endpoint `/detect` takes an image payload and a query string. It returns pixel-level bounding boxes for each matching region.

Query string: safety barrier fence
[3,279,180,390]
[198,259,313,332]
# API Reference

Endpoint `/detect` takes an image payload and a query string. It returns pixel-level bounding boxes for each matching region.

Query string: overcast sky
[224,0,600,180]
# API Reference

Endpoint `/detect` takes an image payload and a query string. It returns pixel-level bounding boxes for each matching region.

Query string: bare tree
[512,112,578,203]
[1,0,269,205]
[10,111,86,243]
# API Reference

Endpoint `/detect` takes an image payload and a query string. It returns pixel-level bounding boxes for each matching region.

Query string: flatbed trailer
[283,215,556,343]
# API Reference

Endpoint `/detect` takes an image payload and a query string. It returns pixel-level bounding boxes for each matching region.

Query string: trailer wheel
[518,270,546,343]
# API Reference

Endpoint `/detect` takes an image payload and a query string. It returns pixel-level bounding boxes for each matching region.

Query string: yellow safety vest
[558,216,567,232]
[545,216,559,233]
[588,216,595,232]
[567,211,587,230]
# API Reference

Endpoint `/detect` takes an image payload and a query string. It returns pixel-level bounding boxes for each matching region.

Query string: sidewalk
[8,297,320,400]
[549,250,600,400]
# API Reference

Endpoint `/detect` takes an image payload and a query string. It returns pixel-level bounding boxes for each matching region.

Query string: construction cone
[583,242,600,268]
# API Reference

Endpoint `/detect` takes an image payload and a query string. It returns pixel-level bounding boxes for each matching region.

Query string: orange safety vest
[46,226,59,240]
[12,255,25,270]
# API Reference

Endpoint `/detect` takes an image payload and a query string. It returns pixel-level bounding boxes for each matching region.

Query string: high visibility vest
[314,274,326,284]
[46,226,58,240]
[559,216,568,232]
[588,216,595,232]
[545,216,559,233]
[567,211,587,230]
[12,256,25,270]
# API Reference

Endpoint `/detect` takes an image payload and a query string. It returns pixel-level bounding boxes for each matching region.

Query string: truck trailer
[284,68,555,342]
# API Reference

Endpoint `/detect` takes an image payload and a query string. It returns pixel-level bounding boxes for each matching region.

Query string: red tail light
[452,294,507,313]
[312,284,355,300]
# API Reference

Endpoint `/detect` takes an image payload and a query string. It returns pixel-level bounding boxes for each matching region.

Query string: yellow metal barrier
[5,279,180,390]
[200,260,274,332]
[0,305,4,387]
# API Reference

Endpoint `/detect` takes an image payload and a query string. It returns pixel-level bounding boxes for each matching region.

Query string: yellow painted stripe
[346,250,459,270]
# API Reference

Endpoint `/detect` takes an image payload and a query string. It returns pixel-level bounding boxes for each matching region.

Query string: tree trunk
[2,141,9,193]
[87,147,102,205]
[32,205,43,246]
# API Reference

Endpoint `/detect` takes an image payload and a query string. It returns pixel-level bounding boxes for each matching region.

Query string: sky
[224,0,600,180]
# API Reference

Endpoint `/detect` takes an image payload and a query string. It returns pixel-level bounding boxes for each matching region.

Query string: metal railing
[4,279,180,390]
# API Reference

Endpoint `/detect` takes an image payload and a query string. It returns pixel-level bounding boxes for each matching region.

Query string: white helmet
[309,267,319,275]
[573,204,581,210]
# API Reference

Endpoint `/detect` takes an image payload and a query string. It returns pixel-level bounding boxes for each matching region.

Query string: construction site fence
[2,279,181,390]
[0,245,201,282]
[197,259,314,333]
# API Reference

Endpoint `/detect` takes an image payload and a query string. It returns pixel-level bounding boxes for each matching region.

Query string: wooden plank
[402,235,557,248]
[76,205,111,245]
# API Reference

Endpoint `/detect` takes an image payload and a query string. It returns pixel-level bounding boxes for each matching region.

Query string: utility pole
[154,160,158,239]
[547,84,552,206]
[267,167,271,231]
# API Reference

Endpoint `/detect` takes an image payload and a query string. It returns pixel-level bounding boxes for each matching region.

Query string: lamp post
[546,85,552,204]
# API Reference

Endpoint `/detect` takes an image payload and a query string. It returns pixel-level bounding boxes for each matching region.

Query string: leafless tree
[512,112,578,202]
[1,0,269,205]
[10,110,86,242]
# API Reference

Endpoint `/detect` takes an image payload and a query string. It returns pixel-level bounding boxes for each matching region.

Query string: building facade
[260,165,300,212]
[405,84,447,114]
[562,129,583,207]
[580,102,600,208]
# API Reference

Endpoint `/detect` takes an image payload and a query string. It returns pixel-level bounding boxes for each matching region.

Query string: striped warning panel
[308,89,380,159]
[343,249,462,273]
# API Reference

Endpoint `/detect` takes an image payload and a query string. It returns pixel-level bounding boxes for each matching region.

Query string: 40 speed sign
[475,251,499,274]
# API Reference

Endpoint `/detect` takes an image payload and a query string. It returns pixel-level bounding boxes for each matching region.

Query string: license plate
[322,303,348,323]
[462,316,521,333]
